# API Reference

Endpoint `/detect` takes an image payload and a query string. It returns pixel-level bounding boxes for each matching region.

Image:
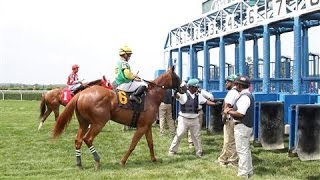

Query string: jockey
[67,64,84,95]
[113,45,147,104]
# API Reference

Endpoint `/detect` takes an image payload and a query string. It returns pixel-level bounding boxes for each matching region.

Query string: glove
[173,90,180,99]
[215,101,223,105]
[134,76,141,81]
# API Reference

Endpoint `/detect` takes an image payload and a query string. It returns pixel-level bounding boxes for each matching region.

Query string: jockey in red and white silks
[67,64,82,93]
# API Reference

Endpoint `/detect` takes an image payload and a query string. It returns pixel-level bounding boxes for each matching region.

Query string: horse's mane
[145,71,170,90]
[87,79,102,86]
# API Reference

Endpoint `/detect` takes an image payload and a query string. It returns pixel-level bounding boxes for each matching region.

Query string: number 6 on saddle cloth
[116,89,146,128]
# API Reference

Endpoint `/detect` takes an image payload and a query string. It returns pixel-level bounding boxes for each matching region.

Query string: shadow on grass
[306,175,320,180]
[252,151,296,177]
[254,147,288,155]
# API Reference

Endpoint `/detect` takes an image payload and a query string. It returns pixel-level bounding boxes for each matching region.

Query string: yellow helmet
[119,45,133,56]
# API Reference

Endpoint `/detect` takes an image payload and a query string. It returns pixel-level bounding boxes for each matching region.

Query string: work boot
[129,86,147,104]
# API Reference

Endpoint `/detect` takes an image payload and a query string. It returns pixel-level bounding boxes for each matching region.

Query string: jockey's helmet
[72,64,79,70]
[119,45,133,56]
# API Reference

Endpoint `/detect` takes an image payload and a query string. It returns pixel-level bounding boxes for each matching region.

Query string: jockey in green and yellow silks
[114,46,135,85]
[113,45,147,104]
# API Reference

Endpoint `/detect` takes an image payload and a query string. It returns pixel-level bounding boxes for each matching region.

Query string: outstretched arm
[206,99,221,106]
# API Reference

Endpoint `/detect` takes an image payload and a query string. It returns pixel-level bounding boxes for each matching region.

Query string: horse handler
[168,78,217,158]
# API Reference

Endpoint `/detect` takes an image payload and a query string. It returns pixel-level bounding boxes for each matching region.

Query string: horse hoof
[77,165,83,170]
[95,162,101,170]
[37,122,43,131]
[119,161,126,167]
[153,158,162,163]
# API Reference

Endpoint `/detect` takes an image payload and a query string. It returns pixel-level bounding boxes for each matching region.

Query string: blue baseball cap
[187,78,199,87]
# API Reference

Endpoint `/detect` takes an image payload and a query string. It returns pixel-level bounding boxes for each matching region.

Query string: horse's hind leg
[120,127,147,166]
[53,107,59,121]
[74,120,90,169]
[145,127,157,163]
[38,109,52,131]
[83,122,107,170]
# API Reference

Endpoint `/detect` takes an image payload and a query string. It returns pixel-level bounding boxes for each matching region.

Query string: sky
[1,0,319,85]
[0,0,201,85]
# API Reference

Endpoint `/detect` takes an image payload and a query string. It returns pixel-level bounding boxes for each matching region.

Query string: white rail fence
[0,90,47,101]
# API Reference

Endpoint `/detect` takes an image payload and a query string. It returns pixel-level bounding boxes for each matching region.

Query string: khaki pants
[169,115,202,156]
[218,120,238,164]
[234,124,253,176]
[188,109,203,144]
[159,102,175,135]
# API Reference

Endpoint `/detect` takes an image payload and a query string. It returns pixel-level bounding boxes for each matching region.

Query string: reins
[138,69,181,91]
[142,79,169,89]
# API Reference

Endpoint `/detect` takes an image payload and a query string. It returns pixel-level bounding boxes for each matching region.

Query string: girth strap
[130,103,141,127]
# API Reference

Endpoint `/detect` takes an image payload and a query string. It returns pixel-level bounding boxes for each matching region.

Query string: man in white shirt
[217,74,240,167]
[224,75,254,178]
[168,78,217,157]
[187,88,214,148]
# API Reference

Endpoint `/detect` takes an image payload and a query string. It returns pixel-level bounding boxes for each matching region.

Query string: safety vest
[233,92,254,128]
[180,93,199,114]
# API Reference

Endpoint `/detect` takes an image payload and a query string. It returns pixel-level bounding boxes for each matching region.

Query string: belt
[234,122,242,125]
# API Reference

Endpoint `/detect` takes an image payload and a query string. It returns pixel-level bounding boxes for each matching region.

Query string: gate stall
[163,0,320,160]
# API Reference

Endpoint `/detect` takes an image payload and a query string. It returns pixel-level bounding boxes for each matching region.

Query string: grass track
[0,100,319,180]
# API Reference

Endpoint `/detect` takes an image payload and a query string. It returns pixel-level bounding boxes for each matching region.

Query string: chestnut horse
[38,77,112,130]
[52,67,183,169]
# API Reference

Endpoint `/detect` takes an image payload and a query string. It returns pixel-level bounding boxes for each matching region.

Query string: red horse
[52,67,184,169]
[38,77,112,130]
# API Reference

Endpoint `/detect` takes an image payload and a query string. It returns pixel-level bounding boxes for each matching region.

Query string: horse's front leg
[145,127,157,163]
[120,127,146,167]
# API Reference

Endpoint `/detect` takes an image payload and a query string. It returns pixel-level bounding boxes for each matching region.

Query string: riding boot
[129,86,147,104]
[72,85,85,96]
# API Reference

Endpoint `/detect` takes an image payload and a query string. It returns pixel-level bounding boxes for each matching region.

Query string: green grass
[0,100,319,180]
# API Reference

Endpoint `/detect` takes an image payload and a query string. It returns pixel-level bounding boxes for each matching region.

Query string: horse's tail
[39,93,46,119]
[52,93,80,139]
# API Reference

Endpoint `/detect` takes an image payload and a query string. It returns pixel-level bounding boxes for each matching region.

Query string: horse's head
[151,66,185,94]
[166,66,186,94]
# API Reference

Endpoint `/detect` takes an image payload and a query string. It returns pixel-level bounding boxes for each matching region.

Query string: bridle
[141,71,181,91]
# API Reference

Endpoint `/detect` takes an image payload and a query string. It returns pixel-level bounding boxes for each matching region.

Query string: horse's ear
[171,65,175,72]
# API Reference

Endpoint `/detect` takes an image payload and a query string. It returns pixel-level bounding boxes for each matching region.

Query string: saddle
[115,89,146,127]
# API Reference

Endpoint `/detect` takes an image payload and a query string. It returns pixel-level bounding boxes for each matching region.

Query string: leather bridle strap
[142,79,178,90]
